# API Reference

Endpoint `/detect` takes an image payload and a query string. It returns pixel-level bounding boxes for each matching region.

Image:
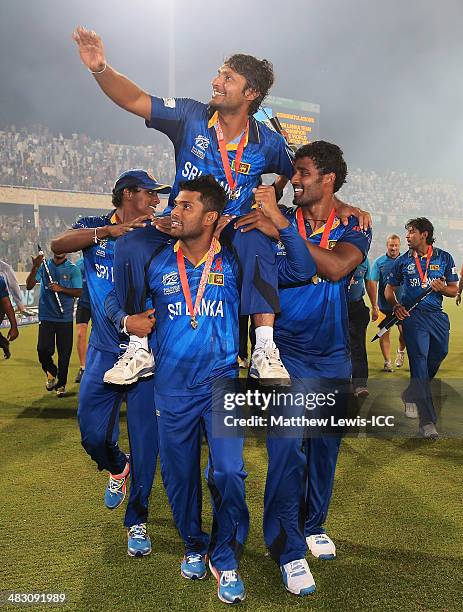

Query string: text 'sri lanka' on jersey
[274,208,372,365]
[145,96,294,216]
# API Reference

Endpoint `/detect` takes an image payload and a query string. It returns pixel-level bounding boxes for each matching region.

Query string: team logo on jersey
[407,263,416,272]
[195,135,210,151]
[212,257,223,273]
[62,274,69,281]
[231,160,251,175]
[162,271,180,295]
[430,265,440,270]
[191,134,210,160]
[95,239,108,258]
[162,97,176,108]
[452,266,457,275]
[208,273,224,286]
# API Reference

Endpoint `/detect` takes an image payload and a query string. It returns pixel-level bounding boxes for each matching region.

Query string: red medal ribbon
[176,238,219,328]
[296,207,337,249]
[413,245,433,288]
[214,120,249,197]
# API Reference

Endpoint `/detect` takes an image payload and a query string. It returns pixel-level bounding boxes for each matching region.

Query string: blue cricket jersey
[388,247,458,313]
[0,276,8,299]
[274,208,372,364]
[146,225,315,395]
[35,259,82,322]
[371,253,402,312]
[72,212,126,353]
[146,97,294,216]
[348,258,372,302]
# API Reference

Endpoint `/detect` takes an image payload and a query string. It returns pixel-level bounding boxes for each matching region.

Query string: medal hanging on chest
[176,238,219,329]
[413,245,433,288]
[214,119,249,201]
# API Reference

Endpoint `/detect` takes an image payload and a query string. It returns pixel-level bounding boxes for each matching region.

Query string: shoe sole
[249,369,292,387]
[404,413,418,419]
[284,584,316,596]
[128,548,151,557]
[313,553,336,560]
[180,568,207,580]
[208,560,246,604]
[104,368,154,385]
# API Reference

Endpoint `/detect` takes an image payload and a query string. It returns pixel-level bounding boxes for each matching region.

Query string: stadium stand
[1,125,462,273]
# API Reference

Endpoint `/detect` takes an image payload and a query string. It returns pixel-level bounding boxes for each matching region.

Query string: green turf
[1,302,462,611]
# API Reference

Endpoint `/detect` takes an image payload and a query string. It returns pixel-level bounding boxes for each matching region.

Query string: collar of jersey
[109,210,122,224]
[298,209,341,238]
[173,240,221,268]
[207,111,260,149]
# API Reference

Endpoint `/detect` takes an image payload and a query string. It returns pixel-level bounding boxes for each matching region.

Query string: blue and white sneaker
[104,461,130,510]
[127,523,151,557]
[209,561,245,604]
[181,553,207,580]
[306,533,336,560]
[280,559,316,596]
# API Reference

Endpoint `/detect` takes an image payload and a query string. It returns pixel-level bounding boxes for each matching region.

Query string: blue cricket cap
[113,169,171,194]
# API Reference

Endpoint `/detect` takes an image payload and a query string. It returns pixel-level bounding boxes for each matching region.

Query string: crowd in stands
[0,125,462,271]
[0,125,175,193]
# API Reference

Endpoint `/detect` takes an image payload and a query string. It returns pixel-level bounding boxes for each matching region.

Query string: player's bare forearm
[52,228,110,254]
[72,26,151,120]
[25,269,39,290]
[365,280,378,309]
[1,296,17,330]
[93,66,152,120]
[441,283,458,298]
[384,284,399,307]
[304,241,363,282]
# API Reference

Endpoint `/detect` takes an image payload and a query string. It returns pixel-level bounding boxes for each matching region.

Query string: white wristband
[121,315,129,335]
[89,63,107,75]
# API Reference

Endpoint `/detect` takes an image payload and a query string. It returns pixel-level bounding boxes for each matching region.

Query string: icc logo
[194,135,210,151]
[407,263,415,271]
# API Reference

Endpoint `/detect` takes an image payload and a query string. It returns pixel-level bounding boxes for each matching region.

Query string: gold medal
[190,318,198,329]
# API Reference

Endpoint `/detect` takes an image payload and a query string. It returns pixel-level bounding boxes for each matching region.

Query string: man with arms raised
[72,26,367,388]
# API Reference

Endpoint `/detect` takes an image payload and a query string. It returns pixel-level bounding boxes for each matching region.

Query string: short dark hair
[224,54,274,115]
[178,175,227,215]
[294,141,348,193]
[111,186,139,208]
[405,217,435,244]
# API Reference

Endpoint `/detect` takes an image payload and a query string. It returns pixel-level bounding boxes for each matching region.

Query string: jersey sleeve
[104,287,127,332]
[72,216,103,230]
[277,224,316,284]
[387,258,403,287]
[444,253,459,283]
[264,132,294,178]
[338,217,372,260]
[146,96,205,148]
[370,258,380,281]
[70,265,82,289]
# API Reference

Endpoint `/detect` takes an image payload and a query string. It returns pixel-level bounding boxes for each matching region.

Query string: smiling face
[386,237,401,258]
[209,65,257,114]
[291,157,334,206]
[170,190,218,240]
[124,187,160,215]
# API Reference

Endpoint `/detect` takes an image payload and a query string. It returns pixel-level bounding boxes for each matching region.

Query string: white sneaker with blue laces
[280,558,316,595]
[103,346,154,385]
[306,533,336,560]
[209,561,246,604]
[127,523,151,557]
[181,553,207,580]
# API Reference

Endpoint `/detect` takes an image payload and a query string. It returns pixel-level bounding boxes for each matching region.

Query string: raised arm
[72,26,152,120]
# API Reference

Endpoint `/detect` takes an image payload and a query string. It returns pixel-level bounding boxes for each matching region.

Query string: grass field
[1,302,462,611]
